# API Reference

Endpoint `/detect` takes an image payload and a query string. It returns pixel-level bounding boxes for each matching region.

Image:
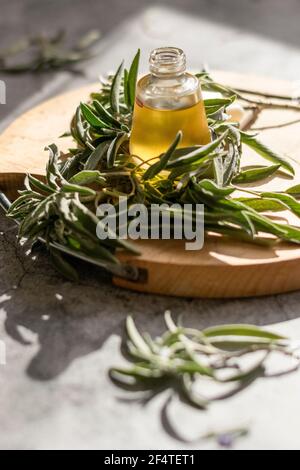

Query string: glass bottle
[130,47,211,160]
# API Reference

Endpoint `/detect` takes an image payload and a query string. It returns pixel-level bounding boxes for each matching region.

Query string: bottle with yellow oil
[130,47,211,160]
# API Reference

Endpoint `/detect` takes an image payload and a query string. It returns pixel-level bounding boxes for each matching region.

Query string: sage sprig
[6,49,300,280]
[110,312,300,409]
[0,30,101,74]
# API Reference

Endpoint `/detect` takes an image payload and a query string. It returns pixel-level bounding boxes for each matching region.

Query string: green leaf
[126,316,152,357]
[74,106,88,145]
[27,174,55,194]
[143,131,183,180]
[169,146,202,159]
[286,184,300,198]
[56,195,120,264]
[233,164,281,184]
[45,143,64,189]
[196,179,235,199]
[7,194,37,215]
[107,133,128,169]
[80,103,108,129]
[110,60,124,113]
[62,183,96,196]
[19,194,55,238]
[249,211,300,243]
[168,154,216,182]
[84,141,110,170]
[213,155,224,186]
[203,324,285,340]
[167,131,228,169]
[223,143,240,186]
[176,361,214,377]
[50,241,121,273]
[93,100,121,128]
[68,170,105,186]
[240,132,294,176]
[204,97,235,115]
[61,149,89,179]
[234,197,285,212]
[123,68,129,108]
[110,365,163,381]
[260,192,300,218]
[204,97,234,108]
[127,49,140,109]
[110,312,296,413]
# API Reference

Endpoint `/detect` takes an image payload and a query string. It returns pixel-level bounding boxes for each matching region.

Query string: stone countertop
[1,1,300,450]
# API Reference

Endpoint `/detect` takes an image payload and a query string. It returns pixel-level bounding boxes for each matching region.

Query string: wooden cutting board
[1,71,300,298]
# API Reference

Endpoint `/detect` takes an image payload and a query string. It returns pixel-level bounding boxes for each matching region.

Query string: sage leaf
[62,183,96,196]
[235,197,285,212]
[232,164,281,184]
[80,102,108,129]
[223,143,240,186]
[84,141,110,170]
[75,106,88,144]
[240,132,294,176]
[204,97,234,108]
[127,49,140,109]
[123,68,129,108]
[203,324,285,340]
[260,192,300,218]
[143,131,182,180]
[249,211,300,243]
[19,194,55,238]
[126,316,152,357]
[111,314,295,414]
[68,170,105,186]
[93,100,121,128]
[50,241,122,274]
[45,143,64,189]
[111,366,162,380]
[286,184,300,198]
[167,131,228,169]
[8,52,300,287]
[213,155,224,186]
[110,60,124,113]
[27,174,55,194]
[107,133,128,169]
[195,179,235,199]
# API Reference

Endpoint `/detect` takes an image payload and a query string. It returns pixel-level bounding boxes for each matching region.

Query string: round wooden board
[1,71,300,298]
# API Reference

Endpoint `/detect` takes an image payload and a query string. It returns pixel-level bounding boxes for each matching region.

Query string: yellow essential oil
[130,47,211,160]
[130,99,210,160]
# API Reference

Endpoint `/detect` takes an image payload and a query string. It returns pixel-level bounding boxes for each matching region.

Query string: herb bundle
[110,312,300,409]
[6,50,300,280]
[0,30,101,74]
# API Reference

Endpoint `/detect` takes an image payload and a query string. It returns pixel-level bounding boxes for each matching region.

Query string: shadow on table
[1,213,300,385]
[1,268,124,381]
[2,257,300,383]
[1,235,300,443]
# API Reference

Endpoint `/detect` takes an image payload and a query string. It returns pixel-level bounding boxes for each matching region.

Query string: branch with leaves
[0,30,101,74]
[6,50,300,280]
[110,312,300,409]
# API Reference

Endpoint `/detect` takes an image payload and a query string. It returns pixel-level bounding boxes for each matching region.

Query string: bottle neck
[149,47,186,78]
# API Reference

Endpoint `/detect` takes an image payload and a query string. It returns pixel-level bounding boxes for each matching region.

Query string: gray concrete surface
[1,0,300,450]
